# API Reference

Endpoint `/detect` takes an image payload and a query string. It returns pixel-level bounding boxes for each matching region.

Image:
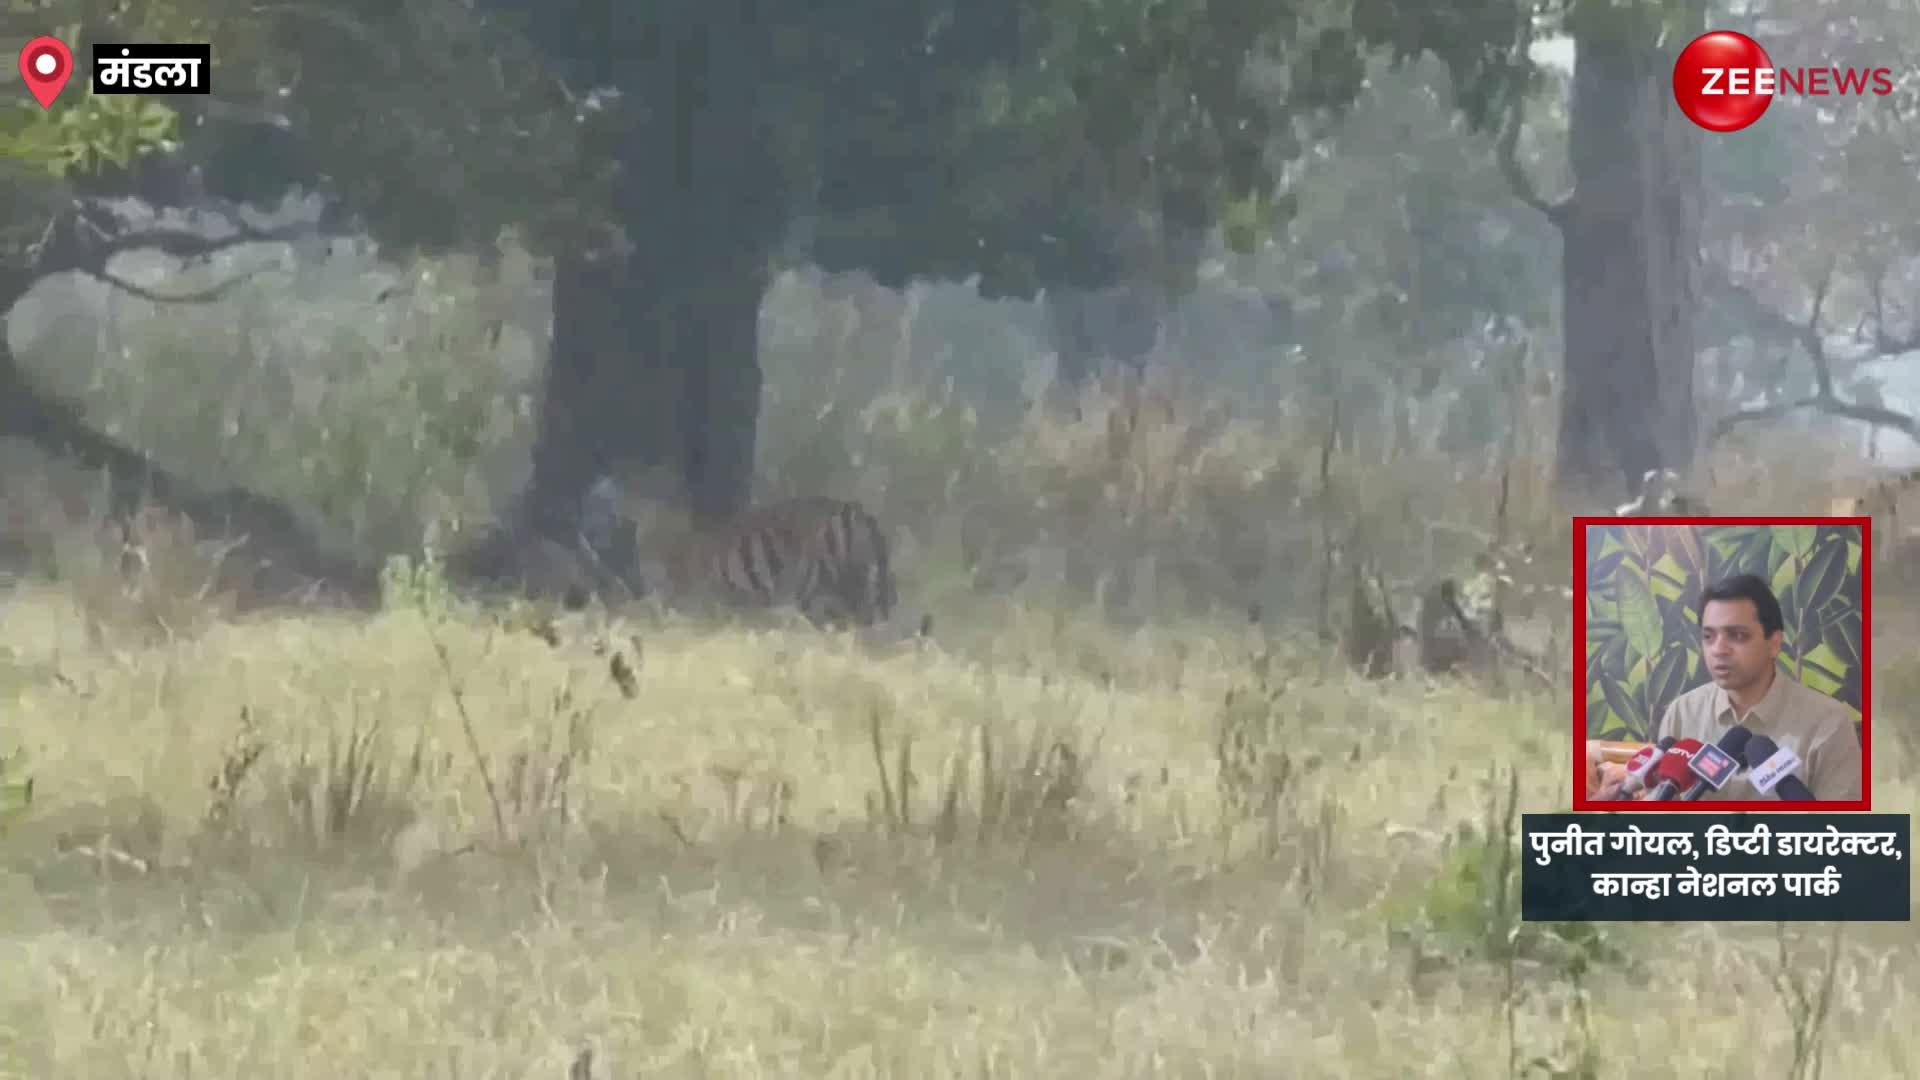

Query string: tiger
[582,468,897,629]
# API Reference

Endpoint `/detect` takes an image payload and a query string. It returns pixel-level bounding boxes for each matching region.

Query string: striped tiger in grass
[584,470,897,629]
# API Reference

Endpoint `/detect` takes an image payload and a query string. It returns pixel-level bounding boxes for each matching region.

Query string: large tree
[487,0,1391,547]
[6,0,1726,601]
[1695,0,1920,454]
[1,0,593,598]
[1353,0,1710,502]
[5,0,1384,593]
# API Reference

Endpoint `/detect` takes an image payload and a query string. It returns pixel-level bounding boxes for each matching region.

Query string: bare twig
[29,199,309,307]
[572,529,639,606]
[1496,96,1572,227]
[1803,264,1837,398]
[79,265,271,305]
[1316,394,1339,643]
[1773,920,1846,1080]
[1707,262,1920,444]
[1496,18,1572,227]
[1864,260,1920,355]
[422,618,510,847]
[1713,394,1920,443]
[43,195,304,257]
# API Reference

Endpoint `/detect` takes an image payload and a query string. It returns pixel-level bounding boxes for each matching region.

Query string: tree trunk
[1557,6,1703,501]
[1046,287,1102,392]
[524,252,683,545]
[1044,283,1165,404]
[517,8,783,545]
[1,265,376,605]
[519,244,768,549]
[672,251,767,525]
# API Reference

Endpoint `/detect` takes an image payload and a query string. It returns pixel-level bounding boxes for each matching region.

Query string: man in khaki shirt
[1595,572,1862,802]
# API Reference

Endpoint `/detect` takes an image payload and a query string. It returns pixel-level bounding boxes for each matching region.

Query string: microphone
[1742,735,1817,801]
[1679,725,1753,801]
[1611,736,1679,800]
[1609,743,1659,800]
[1644,738,1706,801]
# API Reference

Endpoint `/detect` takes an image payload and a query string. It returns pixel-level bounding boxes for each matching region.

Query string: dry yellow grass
[2,573,1915,1078]
[6,254,1917,1077]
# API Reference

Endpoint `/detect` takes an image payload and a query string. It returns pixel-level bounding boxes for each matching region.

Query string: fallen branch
[32,197,305,307]
[0,179,377,608]
[80,265,271,305]
[0,354,378,607]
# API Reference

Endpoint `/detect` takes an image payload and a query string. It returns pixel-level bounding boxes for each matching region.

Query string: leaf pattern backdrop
[1585,524,1864,744]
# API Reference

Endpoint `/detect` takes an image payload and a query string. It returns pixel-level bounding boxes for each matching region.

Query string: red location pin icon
[19,36,74,109]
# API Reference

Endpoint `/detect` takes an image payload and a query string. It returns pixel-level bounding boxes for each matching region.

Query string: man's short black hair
[1698,573,1784,637]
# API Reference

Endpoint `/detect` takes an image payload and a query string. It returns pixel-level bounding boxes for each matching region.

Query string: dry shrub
[990,370,1313,614]
[3,466,242,644]
[865,705,1096,856]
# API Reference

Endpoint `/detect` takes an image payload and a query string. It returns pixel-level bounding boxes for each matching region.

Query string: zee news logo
[1672,30,1897,132]
[13,37,209,109]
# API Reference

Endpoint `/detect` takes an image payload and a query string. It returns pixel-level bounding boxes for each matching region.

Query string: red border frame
[1571,515,1871,812]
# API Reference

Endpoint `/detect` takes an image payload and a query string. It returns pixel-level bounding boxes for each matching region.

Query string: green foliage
[380,547,455,621]
[1396,766,1617,966]
[2,94,181,178]
[7,0,1557,313]
[1699,0,1920,381]
[1584,524,1863,741]
[1231,51,1561,460]
[705,0,1415,297]
[225,1,597,257]
[1350,0,1533,131]
[0,1,596,260]
[0,20,181,179]
[1219,189,1291,257]
[16,245,541,558]
[1387,763,1625,1080]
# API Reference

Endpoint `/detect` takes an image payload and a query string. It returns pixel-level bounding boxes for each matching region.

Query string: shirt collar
[1713,667,1793,734]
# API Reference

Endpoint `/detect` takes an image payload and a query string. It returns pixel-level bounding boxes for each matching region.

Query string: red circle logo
[1673,31,1775,132]
[25,43,67,83]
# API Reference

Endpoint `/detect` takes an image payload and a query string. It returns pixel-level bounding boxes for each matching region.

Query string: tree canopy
[3,0,1534,297]
[12,0,1916,586]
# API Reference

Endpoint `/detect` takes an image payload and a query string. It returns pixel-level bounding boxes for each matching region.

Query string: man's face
[1700,598,1781,693]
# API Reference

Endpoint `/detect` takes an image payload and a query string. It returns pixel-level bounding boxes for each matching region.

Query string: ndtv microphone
[1644,738,1706,801]
[1680,725,1753,801]
[1612,736,1679,800]
[1742,735,1817,801]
